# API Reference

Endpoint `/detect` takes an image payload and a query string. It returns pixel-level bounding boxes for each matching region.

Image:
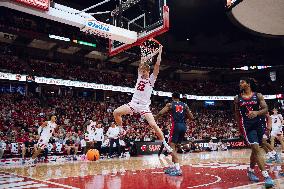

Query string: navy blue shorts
[242,122,264,145]
[169,123,187,144]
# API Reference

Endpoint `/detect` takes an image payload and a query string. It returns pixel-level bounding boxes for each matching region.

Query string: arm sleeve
[149,73,157,86]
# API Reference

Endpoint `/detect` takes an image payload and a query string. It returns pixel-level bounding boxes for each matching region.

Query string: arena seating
[0,92,240,158]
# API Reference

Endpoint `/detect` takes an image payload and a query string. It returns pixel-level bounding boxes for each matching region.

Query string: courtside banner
[195,96,234,101]
[193,138,247,149]
[134,138,246,155]
[0,72,279,100]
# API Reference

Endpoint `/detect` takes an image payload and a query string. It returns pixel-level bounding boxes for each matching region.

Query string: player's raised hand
[248,111,258,119]
[157,45,163,61]
[226,0,232,7]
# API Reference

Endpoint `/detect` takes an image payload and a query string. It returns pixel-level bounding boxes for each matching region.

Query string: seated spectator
[64,134,78,161]
[17,132,29,163]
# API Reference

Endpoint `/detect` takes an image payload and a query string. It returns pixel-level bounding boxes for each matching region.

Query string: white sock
[175,163,180,170]
[163,140,168,146]
[262,171,269,178]
[271,151,276,156]
[248,167,254,172]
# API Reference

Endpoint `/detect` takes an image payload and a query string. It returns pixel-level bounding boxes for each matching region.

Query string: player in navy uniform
[234,78,274,187]
[155,92,194,176]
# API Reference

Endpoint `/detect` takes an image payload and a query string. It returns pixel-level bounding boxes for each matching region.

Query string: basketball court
[0,149,284,188]
[0,0,284,189]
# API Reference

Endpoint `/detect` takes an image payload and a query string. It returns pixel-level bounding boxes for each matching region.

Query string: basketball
[86,149,100,161]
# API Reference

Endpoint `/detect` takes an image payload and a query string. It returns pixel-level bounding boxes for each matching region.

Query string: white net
[140,38,162,64]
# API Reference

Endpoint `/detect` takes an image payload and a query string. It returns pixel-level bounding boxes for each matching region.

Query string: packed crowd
[186,110,239,140]
[0,92,239,157]
[1,52,283,96]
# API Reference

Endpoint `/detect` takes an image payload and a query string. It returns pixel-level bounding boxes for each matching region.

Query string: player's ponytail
[248,78,258,91]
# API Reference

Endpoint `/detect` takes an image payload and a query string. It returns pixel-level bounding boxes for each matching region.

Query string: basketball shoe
[168,168,182,176]
[164,167,175,174]
[274,152,282,163]
[247,170,259,182]
[264,176,274,188]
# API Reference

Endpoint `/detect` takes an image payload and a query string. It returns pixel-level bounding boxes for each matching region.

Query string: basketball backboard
[108,0,169,56]
[1,0,169,56]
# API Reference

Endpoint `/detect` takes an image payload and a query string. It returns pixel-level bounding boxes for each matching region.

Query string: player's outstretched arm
[153,46,163,78]
[266,114,272,130]
[185,105,194,121]
[234,96,241,127]
[256,93,268,116]
[155,103,171,120]
[138,61,144,75]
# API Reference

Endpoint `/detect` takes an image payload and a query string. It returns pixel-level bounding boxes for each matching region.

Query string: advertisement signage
[0,72,281,101]
[135,142,162,155]
[134,138,247,155]
[81,19,111,39]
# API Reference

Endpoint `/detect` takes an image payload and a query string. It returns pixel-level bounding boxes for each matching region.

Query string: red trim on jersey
[239,113,249,145]
[140,111,152,116]
[169,114,175,143]
[240,92,255,100]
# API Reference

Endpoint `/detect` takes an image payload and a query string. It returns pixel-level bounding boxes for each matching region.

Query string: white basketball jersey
[87,120,96,134]
[41,121,57,138]
[132,73,156,105]
[94,128,104,142]
[271,114,283,129]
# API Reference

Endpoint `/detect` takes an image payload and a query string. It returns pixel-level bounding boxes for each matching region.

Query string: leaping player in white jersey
[27,115,58,166]
[270,108,284,153]
[113,46,173,153]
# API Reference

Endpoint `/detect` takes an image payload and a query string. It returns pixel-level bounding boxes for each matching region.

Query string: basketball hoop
[140,38,162,64]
